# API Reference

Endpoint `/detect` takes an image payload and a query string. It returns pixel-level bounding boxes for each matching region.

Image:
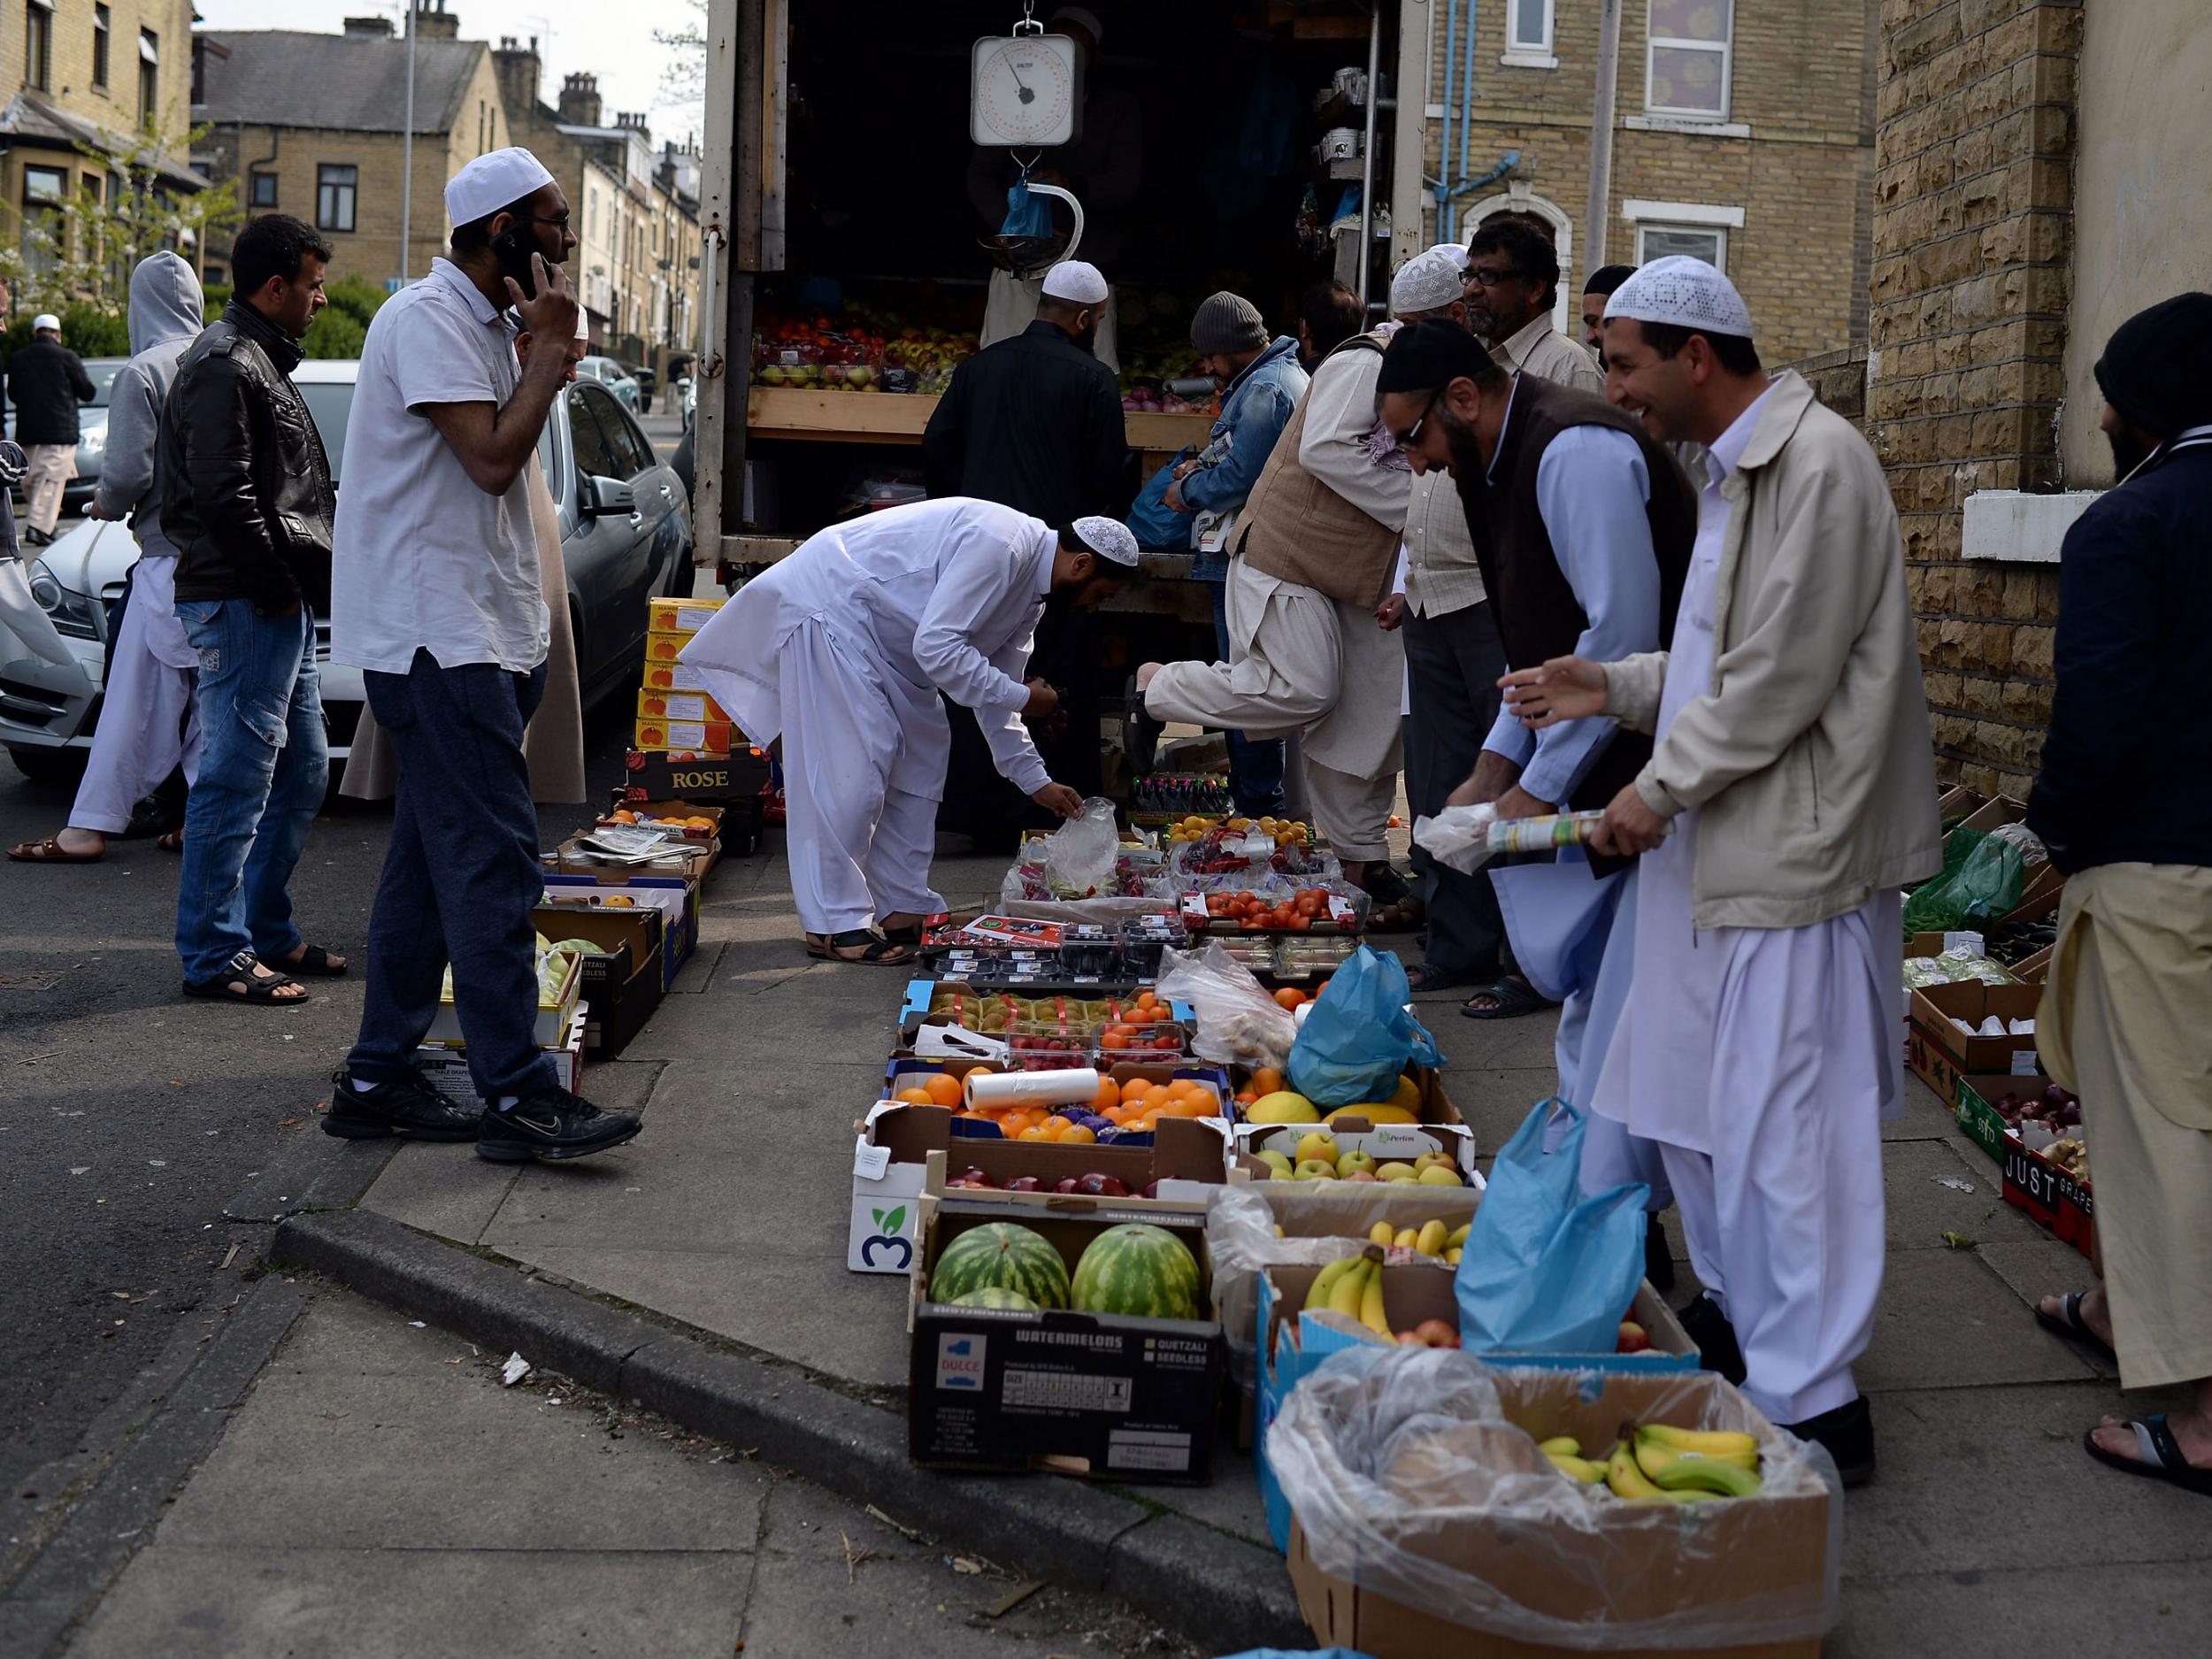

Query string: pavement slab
[1830,1562,2212,1659]
[1857,1247,2105,1393]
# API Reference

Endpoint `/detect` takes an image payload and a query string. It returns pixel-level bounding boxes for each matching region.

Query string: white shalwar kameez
[65,552,201,833]
[1590,388,1899,1428]
[678,500,1056,936]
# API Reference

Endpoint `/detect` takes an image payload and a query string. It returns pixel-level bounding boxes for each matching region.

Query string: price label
[852,1141,894,1179]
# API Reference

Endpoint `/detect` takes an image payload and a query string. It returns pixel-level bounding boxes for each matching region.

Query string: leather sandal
[272,944,349,977]
[820,928,913,965]
[182,950,310,1005]
[7,835,102,864]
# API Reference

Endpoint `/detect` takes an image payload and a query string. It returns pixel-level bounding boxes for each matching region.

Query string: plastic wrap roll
[964,1066,1102,1110]
[1486,810,1607,855]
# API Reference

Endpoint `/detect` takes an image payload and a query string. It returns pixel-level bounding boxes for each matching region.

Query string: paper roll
[964,1066,1102,1110]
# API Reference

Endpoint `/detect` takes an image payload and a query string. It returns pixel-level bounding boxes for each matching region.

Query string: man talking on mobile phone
[326,147,642,1165]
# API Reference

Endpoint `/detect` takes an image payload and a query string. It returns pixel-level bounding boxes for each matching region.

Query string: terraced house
[1420,0,1877,364]
[0,0,203,271]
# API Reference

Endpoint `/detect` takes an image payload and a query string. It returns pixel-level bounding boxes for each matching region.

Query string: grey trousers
[1402,600,1508,979]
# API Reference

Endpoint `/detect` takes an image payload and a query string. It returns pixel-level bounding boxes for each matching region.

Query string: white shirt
[331,258,549,675]
[679,498,1054,798]
[1477,412,1662,805]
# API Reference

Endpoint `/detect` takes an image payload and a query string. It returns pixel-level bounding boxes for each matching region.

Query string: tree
[0,114,242,320]
[655,0,708,132]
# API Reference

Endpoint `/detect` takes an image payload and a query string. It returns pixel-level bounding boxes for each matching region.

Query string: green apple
[1336,1148,1377,1178]
[1292,1159,1337,1181]
[1375,1162,1419,1183]
[1256,1149,1295,1178]
[1293,1132,1340,1168]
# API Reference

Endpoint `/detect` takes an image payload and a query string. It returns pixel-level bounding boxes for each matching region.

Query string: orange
[1092,1074,1118,1108]
[1019,1125,1048,1141]
[1141,1085,1172,1110]
[1273,987,1308,1010]
[895,1087,933,1106]
[1250,1066,1285,1096]
[1136,990,1159,1010]
[1101,1029,1131,1051]
[1061,1125,1096,1144]
[922,1073,963,1108]
[1103,1105,1127,1125]
[1120,1077,1151,1106]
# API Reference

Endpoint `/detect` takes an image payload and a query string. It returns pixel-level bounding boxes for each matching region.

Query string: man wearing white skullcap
[326,148,647,1164]
[681,501,1132,964]
[1499,254,1941,1480]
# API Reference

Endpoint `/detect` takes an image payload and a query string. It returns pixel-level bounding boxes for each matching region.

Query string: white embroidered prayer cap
[1040,261,1110,304]
[1603,255,1755,339]
[1071,516,1140,567]
[1390,250,1466,317]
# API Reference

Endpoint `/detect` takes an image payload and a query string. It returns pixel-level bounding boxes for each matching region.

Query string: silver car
[0,359,692,782]
[575,355,641,411]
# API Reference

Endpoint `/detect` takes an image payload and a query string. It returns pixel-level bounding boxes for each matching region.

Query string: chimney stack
[342,15,392,37]
[557,71,603,127]
[414,0,460,42]
[491,32,542,117]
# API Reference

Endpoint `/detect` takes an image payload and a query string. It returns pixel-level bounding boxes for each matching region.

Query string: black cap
[1376,317,1500,396]
[1582,262,1638,296]
[2093,292,2212,438]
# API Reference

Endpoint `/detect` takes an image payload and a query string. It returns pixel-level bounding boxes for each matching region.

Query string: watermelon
[1070,1224,1202,1321]
[929,1222,1070,1309]
[951,1286,1040,1311]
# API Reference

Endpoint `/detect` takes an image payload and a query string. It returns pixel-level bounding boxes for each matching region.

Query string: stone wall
[1866,0,2081,796]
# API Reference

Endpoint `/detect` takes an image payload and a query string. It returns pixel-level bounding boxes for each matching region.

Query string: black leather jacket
[163,301,334,615]
[5,338,96,446]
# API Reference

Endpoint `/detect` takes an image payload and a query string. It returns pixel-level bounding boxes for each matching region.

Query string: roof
[0,90,206,189]
[195,31,488,136]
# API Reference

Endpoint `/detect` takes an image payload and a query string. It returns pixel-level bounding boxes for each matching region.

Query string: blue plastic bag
[999,175,1054,241]
[1455,1098,1649,1356]
[1125,452,1197,550]
[1286,946,1443,1106]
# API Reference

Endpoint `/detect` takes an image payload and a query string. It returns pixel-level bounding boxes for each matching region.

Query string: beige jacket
[1601,371,1940,929]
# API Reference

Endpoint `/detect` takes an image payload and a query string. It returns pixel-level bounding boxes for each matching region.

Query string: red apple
[1617,1320,1651,1354]
[1006,1176,1043,1193]
[1412,1318,1460,1349]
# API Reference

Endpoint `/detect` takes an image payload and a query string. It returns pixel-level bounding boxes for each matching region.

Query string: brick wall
[1422,0,1874,363]
[1866,0,2080,795]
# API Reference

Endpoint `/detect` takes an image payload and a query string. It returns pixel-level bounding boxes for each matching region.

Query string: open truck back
[689,0,1432,811]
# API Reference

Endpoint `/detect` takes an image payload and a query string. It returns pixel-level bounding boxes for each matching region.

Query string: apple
[1617,1320,1651,1354]
[1412,1317,1461,1349]
[1256,1149,1294,1178]
[1293,1132,1339,1166]
[1375,1161,1419,1183]
[1054,1177,1082,1194]
[1336,1149,1377,1177]
[1291,1159,1337,1181]
[1005,1176,1043,1193]
[956,1166,996,1188]
[1342,1170,1378,1182]
[1075,1172,1130,1197]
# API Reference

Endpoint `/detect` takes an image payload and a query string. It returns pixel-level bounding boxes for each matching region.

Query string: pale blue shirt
[1480,411,1663,804]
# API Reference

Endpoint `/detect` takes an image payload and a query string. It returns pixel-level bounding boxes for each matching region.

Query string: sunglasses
[1464,266,1525,288]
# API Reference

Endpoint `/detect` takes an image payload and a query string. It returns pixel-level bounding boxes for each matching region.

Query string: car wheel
[6,744,88,784]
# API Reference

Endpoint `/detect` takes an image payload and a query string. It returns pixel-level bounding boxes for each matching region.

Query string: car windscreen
[297,381,353,487]
[84,361,127,407]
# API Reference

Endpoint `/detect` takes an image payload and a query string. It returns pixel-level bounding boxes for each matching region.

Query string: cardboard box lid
[921,1115,1232,1202]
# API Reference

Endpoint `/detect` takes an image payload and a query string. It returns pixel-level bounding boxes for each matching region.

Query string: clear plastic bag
[1155,941,1296,1071]
[1411,803,1501,874]
[1038,796,1123,896]
[1269,1345,1842,1651]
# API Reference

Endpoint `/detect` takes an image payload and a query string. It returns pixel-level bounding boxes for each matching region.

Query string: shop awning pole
[1356,2,1381,305]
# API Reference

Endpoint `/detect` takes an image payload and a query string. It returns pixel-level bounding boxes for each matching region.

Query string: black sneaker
[1675,1292,1747,1386]
[1644,1212,1677,1294]
[1781,1395,1877,1489]
[475,1087,642,1164]
[324,1066,480,1141]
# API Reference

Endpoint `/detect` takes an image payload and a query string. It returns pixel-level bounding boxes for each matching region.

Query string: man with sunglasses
[327,148,642,1165]
[1463,217,1604,398]
[1377,315,1696,1288]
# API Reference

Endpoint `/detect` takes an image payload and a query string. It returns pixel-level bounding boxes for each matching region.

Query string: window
[25,2,51,91]
[92,4,110,88]
[566,386,618,486]
[1503,0,1554,63]
[250,171,278,209]
[598,392,655,476]
[1647,0,1732,119]
[297,381,354,488]
[138,27,159,125]
[317,164,357,233]
[21,164,64,271]
[1636,223,1726,270]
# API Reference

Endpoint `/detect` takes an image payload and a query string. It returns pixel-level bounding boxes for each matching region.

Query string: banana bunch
[1304,1247,1394,1338]
[1539,1425,1764,1501]
[1366,1217,1471,1265]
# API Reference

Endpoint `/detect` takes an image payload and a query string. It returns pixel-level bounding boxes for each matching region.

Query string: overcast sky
[196,0,708,146]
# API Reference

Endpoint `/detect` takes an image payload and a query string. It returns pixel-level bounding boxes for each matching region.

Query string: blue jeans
[173,599,326,983]
[1207,577,1287,818]
[347,650,557,1102]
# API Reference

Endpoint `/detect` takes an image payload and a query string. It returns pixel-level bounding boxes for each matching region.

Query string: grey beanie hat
[1190,291,1267,356]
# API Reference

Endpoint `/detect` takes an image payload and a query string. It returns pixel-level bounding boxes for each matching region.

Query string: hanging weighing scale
[971,5,1087,275]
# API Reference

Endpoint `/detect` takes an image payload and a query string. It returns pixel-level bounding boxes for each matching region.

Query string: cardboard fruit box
[641,658,717,695]
[634,718,735,756]
[636,687,733,726]
[599,799,725,841]
[1284,1368,1832,1659]
[897,980,1193,1047]
[921,1115,1241,1212]
[620,746,772,808]
[2003,1127,2094,1255]
[884,1056,1233,1148]
[416,1008,584,1113]
[541,873,696,983]
[423,947,580,1049]
[644,595,725,640]
[907,1201,1224,1483]
[1906,980,2047,1103]
[531,903,664,1059]
[1254,1265,1699,1555]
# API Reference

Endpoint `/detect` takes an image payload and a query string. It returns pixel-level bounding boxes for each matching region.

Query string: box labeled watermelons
[907,1200,1224,1484]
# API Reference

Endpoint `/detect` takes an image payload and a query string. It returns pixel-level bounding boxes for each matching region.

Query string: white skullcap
[1603,255,1755,341]
[1049,5,1102,45]
[573,308,591,342]
[1071,516,1140,568]
[1390,250,1465,318]
[1040,259,1110,304]
[1424,242,1471,272]
[445,146,556,229]
[30,313,59,333]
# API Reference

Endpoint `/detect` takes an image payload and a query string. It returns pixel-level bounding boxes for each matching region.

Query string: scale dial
[970,33,1082,149]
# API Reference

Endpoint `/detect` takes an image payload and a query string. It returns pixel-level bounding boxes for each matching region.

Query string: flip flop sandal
[1461,975,1555,1020]
[7,836,102,864]
[824,928,913,965]
[274,945,349,977]
[157,830,184,852]
[182,951,310,1006]
[2083,1415,2212,1496]
[2035,1290,2118,1365]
